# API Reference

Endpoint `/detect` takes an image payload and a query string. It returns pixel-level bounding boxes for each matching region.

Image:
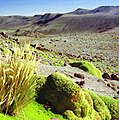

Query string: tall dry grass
[0,44,38,115]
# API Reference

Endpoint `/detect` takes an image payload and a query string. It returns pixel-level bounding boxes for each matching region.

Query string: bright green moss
[70,60,102,78]
[83,91,95,119]
[83,91,93,107]
[0,101,65,120]
[99,95,119,119]
[36,75,47,90]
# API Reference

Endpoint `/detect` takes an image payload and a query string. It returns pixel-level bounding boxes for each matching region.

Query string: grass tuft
[0,43,38,115]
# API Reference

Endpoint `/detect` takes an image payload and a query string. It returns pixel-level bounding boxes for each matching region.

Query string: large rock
[36,72,96,119]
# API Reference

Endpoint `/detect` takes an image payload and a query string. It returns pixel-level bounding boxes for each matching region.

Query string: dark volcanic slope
[0,6,119,33]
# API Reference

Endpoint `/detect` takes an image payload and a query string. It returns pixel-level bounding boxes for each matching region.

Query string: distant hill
[0,6,119,34]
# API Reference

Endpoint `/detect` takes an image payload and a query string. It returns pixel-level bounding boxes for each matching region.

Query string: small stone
[107,83,118,91]
[75,81,85,88]
[102,73,111,79]
[97,79,102,82]
[117,91,119,94]
[74,73,85,79]
[113,96,119,99]
[111,74,119,81]
[59,52,63,55]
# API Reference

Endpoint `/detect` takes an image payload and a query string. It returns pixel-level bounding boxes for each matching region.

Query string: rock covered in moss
[70,60,102,78]
[36,72,101,119]
[43,72,82,115]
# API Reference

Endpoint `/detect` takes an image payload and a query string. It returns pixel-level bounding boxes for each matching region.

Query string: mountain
[0,6,119,34]
[70,6,119,15]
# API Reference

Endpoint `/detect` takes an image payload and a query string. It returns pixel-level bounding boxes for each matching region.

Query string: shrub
[70,60,102,78]
[0,44,38,115]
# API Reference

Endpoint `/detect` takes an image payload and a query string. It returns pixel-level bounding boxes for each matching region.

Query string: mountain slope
[0,6,119,33]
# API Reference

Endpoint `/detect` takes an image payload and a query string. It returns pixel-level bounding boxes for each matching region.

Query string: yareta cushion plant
[0,44,39,115]
[70,60,102,78]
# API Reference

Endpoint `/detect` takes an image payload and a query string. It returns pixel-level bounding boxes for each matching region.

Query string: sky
[0,0,119,16]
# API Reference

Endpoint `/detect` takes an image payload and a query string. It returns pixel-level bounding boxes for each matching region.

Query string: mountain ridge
[70,6,119,15]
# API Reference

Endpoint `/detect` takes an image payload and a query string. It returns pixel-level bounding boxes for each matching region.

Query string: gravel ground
[32,32,119,73]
